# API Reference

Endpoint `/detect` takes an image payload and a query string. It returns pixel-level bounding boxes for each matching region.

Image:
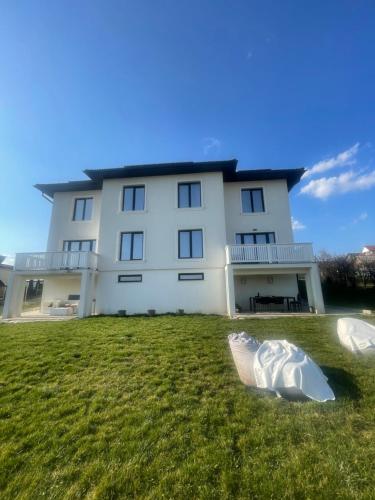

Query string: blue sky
[1,0,374,261]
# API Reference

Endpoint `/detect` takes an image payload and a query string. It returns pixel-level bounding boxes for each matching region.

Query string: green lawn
[1,315,375,499]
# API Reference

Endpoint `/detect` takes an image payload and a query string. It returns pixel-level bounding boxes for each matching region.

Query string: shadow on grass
[245,366,361,403]
[321,365,361,401]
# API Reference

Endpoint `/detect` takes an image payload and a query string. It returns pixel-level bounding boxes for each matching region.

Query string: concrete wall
[0,267,12,286]
[224,179,294,244]
[47,190,102,251]
[96,268,226,315]
[94,172,228,314]
[234,274,299,311]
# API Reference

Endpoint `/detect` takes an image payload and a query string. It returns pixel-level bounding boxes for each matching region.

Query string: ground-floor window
[63,240,96,251]
[235,232,275,244]
[118,274,142,283]
[178,272,204,281]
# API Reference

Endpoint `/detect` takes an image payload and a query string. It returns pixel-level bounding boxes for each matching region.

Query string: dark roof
[225,168,305,190]
[34,180,102,198]
[35,160,305,197]
[84,160,238,181]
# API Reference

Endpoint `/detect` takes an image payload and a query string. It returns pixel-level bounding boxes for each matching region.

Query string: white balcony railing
[226,243,315,265]
[14,251,98,272]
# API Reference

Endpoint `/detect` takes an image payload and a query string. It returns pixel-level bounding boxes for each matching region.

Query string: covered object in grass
[253,340,335,402]
[228,332,261,387]
[337,318,375,354]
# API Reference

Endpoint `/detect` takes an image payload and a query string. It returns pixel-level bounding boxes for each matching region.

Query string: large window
[63,240,96,251]
[120,232,144,260]
[178,182,201,208]
[73,198,93,221]
[178,229,203,259]
[241,189,264,213]
[235,232,275,244]
[123,186,145,211]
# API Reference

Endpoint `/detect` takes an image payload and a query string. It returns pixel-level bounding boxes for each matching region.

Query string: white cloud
[303,143,360,178]
[291,217,306,230]
[353,212,368,224]
[203,137,221,156]
[340,212,368,231]
[300,170,375,199]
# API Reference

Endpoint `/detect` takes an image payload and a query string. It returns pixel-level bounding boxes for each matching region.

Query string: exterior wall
[224,179,294,244]
[96,268,226,315]
[234,274,299,311]
[47,190,102,252]
[0,267,12,286]
[97,172,227,272]
[94,172,228,314]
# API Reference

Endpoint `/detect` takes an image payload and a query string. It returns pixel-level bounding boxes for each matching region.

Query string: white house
[3,160,324,318]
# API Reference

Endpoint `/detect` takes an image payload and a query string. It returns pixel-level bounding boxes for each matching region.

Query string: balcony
[14,251,98,272]
[226,243,315,265]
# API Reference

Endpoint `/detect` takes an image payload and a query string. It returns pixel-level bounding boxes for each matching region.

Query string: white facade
[3,161,325,318]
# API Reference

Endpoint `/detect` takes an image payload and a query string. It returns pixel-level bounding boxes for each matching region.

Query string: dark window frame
[178,273,204,281]
[241,188,265,213]
[178,229,203,259]
[235,232,275,244]
[118,274,143,283]
[73,197,93,221]
[63,240,96,251]
[119,231,144,261]
[178,182,201,208]
[122,185,145,212]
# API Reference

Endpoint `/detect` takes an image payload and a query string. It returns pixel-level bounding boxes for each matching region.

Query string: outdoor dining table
[249,295,297,312]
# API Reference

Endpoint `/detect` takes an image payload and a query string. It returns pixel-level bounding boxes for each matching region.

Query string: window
[118,274,142,283]
[120,232,144,260]
[178,182,201,208]
[123,186,145,211]
[178,273,204,281]
[73,198,93,221]
[63,240,96,251]
[235,232,275,244]
[178,229,203,259]
[241,189,264,213]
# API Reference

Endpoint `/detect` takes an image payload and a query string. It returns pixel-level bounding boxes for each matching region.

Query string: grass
[1,315,375,499]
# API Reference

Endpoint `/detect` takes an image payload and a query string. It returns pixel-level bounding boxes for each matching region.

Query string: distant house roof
[363,245,375,253]
[35,160,305,197]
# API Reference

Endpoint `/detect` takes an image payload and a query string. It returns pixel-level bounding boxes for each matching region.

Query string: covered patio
[2,251,98,319]
[225,263,325,316]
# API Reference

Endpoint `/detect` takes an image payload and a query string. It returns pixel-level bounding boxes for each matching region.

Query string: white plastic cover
[228,333,261,387]
[253,340,335,402]
[337,317,375,353]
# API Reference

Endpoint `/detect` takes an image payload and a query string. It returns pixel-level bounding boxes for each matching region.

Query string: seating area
[249,295,305,313]
[44,296,80,316]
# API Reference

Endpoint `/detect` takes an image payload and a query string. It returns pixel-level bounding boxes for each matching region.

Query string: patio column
[78,270,94,318]
[306,264,325,314]
[225,264,236,317]
[2,273,25,319]
[309,263,325,314]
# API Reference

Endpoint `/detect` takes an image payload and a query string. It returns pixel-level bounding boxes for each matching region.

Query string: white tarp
[228,333,261,387]
[337,318,375,353]
[253,340,335,402]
